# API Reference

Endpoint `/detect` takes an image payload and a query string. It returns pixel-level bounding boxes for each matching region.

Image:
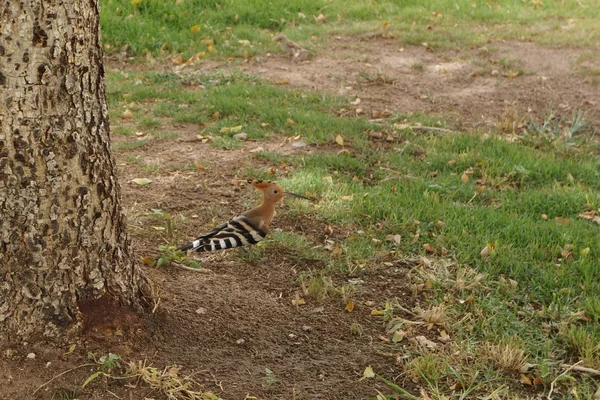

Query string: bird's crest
[247,178,274,190]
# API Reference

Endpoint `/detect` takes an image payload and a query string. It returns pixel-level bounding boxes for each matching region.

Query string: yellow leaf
[394,123,410,130]
[211,111,219,120]
[341,194,354,201]
[360,366,375,381]
[131,0,141,4]
[423,243,435,253]
[581,247,590,256]
[520,374,532,386]
[371,309,385,316]
[197,51,206,57]
[461,173,469,183]
[291,296,305,306]
[345,301,355,312]
[194,161,205,171]
[132,178,152,185]
[276,79,289,85]
[335,134,344,146]
[190,25,200,33]
[172,55,184,64]
[286,118,297,126]
[140,256,154,266]
[207,45,216,53]
[220,125,243,134]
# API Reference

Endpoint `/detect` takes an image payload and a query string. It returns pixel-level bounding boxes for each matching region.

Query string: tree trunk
[0,0,148,341]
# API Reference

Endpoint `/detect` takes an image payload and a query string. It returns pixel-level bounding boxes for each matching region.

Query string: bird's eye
[274,190,279,194]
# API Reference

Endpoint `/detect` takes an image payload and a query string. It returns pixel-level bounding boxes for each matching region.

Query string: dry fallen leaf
[423,243,435,253]
[345,300,355,312]
[325,224,334,235]
[172,55,184,64]
[480,245,490,258]
[360,366,375,380]
[392,330,406,343]
[140,256,153,266]
[291,296,306,306]
[461,173,469,183]
[132,178,152,185]
[220,125,243,134]
[194,161,205,171]
[414,335,437,349]
[122,109,134,119]
[520,374,532,386]
[314,13,327,23]
[439,330,451,343]
[350,98,361,105]
[460,295,476,307]
[385,234,402,245]
[593,385,600,399]
[555,217,572,225]
[541,213,548,221]
[335,134,345,146]
[286,118,297,126]
[533,377,546,386]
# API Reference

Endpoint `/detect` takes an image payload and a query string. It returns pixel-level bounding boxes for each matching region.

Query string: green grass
[100,0,600,59]
[105,63,600,398]
[101,2,600,398]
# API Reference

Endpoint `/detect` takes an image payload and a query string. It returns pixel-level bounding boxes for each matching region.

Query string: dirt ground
[1,36,599,400]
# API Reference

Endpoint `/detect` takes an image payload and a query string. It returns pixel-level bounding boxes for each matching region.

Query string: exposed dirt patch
[229,37,600,131]
[2,35,596,400]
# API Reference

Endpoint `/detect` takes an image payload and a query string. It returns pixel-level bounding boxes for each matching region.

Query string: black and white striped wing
[178,216,267,253]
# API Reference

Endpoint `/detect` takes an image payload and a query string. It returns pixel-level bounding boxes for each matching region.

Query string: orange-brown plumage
[177,179,308,253]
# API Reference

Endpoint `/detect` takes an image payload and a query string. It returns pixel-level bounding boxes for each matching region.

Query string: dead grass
[126,360,219,400]
[480,340,529,374]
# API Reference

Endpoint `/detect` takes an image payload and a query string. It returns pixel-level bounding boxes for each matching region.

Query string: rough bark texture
[0,0,147,341]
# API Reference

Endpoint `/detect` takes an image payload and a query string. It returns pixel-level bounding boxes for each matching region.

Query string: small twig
[172,261,213,273]
[106,389,123,399]
[559,363,600,376]
[31,363,96,398]
[547,360,583,400]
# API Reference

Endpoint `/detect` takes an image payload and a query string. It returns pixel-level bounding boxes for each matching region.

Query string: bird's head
[272,34,286,43]
[247,179,311,204]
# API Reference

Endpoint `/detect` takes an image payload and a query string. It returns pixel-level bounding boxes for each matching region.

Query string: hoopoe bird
[177,179,310,253]
[272,34,309,62]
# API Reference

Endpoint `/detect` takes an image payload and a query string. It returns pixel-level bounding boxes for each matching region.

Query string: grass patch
[101,3,600,397]
[100,0,600,61]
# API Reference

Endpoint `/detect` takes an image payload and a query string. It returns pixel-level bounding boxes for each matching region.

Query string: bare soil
[2,36,598,400]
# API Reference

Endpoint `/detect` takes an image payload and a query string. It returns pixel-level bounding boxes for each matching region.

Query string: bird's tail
[177,239,206,253]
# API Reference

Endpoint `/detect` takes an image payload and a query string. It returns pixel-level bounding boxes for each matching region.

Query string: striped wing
[178,215,267,253]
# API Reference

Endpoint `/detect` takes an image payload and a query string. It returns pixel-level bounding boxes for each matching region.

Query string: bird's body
[272,34,309,62]
[178,179,308,253]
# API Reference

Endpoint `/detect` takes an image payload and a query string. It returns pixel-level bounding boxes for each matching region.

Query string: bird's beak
[284,192,312,201]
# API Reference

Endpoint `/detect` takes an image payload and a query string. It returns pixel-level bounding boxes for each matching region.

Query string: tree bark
[0,0,148,341]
